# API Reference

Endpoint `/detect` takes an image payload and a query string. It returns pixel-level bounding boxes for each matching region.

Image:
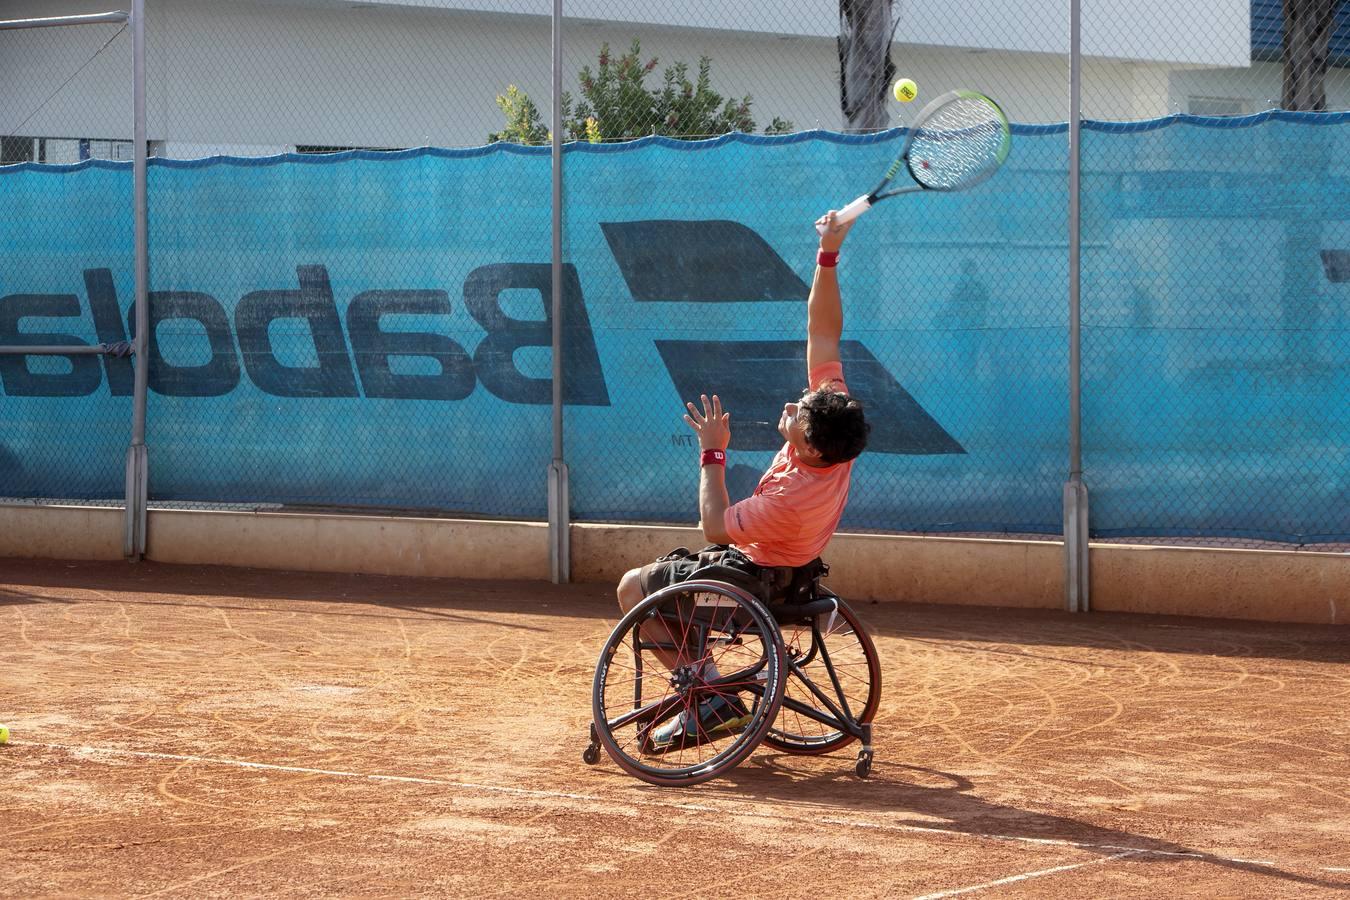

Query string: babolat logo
[0,263,609,406]
[600,220,964,457]
[0,220,964,456]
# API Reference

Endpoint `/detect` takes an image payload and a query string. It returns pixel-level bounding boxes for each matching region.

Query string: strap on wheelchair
[769,595,838,624]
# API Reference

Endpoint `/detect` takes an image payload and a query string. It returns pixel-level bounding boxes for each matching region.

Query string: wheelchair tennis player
[615,210,870,753]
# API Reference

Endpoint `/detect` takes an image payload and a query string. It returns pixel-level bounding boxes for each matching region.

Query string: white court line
[909,851,1142,900]
[35,741,725,811]
[27,741,1350,878]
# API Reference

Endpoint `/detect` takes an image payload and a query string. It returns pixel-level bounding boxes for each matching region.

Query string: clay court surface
[2,558,1348,898]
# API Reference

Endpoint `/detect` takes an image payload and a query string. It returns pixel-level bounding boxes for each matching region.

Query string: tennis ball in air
[0,724,8,745]
[894,78,918,103]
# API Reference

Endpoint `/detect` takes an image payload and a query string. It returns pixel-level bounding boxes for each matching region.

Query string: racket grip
[816,195,872,234]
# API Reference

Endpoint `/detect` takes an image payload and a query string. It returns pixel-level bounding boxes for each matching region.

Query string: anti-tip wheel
[583,744,601,765]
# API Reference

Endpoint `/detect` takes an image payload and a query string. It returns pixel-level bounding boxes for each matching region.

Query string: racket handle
[816,195,872,234]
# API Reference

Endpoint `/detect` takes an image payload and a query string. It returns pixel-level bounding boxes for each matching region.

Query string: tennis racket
[816,89,1011,235]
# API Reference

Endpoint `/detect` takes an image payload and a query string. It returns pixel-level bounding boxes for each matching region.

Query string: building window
[1,136,37,164]
[1,137,141,164]
[85,139,136,161]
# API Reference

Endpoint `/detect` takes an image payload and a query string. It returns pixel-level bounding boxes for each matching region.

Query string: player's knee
[616,568,644,611]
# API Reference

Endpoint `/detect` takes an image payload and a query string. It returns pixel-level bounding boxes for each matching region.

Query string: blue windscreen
[1,113,1345,542]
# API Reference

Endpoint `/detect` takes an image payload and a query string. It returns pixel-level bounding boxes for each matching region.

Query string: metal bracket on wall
[1064,478,1090,612]
[124,444,148,560]
[549,461,570,584]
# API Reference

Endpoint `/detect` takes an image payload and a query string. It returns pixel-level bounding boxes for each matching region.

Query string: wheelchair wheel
[591,580,788,787]
[763,596,881,755]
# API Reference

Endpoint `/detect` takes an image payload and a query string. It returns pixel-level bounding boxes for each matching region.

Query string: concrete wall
[569,523,1065,610]
[1090,543,1349,625]
[1,504,1344,625]
[0,504,124,560]
[147,509,549,579]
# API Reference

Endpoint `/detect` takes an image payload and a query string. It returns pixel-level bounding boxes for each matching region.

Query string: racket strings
[908,97,1008,191]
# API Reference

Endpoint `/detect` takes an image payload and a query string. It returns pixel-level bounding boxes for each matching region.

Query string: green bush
[489,39,792,144]
[487,85,549,145]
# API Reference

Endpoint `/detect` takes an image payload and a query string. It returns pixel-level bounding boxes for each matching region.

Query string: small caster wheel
[583,744,601,765]
[855,750,873,778]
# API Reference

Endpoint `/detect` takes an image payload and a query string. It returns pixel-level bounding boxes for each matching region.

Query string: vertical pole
[124,0,149,559]
[1063,0,1089,611]
[547,0,570,583]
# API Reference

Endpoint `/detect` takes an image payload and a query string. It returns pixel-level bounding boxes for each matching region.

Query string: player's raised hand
[684,394,731,451]
[815,210,854,253]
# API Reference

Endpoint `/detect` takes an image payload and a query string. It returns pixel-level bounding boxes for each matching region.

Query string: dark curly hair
[800,387,869,465]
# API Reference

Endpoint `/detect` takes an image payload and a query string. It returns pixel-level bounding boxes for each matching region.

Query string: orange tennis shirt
[723,361,854,567]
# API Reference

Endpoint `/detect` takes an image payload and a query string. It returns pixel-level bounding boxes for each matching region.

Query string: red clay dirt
[2,558,1348,898]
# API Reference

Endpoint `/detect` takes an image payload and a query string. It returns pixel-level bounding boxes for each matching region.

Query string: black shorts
[637,545,827,606]
[638,545,764,596]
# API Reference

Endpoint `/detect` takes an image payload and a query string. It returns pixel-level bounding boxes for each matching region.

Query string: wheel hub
[670,664,698,690]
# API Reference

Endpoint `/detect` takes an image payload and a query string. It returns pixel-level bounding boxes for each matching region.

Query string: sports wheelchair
[583,559,881,787]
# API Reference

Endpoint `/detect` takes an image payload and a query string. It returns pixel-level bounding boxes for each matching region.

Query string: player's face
[781,389,841,465]
[779,399,812,454]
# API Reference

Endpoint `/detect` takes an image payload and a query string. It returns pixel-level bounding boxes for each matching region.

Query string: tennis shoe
[642,694,753,755]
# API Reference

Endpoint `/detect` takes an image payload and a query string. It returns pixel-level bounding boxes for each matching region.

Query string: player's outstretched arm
[684,394,734,545]
[807,211,854,377]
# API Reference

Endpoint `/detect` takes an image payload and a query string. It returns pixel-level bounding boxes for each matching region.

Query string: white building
[1,0,1343,161]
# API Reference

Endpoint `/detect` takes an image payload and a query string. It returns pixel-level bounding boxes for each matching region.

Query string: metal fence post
[124,0,149,560]
[547,0,570,583]
[1064,0,1090,611]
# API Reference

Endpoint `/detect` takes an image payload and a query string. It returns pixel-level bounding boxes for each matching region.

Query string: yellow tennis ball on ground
[894,78,917,103]
[0,724,8,745]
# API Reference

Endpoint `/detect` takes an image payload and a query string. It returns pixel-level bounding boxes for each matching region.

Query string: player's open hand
[816,210,854,253]
[684,394,731,451]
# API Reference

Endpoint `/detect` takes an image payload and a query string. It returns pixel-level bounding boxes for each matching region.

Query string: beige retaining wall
[567,523,1066,610]
[0,505,124,561]
[1089,542,1347,625]
[147,509,550,580]
[0,505,1344,624]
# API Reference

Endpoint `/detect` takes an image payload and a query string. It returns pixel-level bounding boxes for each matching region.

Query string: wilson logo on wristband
[701,449,726,467]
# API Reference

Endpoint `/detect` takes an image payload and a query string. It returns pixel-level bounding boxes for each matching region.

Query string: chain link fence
[1079,0,1349,548]
[139,0,555,515]
[2,0,1347,549]
[0,11,134,507]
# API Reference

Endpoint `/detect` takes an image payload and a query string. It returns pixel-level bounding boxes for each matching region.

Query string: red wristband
[817,250,839,268]
[701,448,726,467]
